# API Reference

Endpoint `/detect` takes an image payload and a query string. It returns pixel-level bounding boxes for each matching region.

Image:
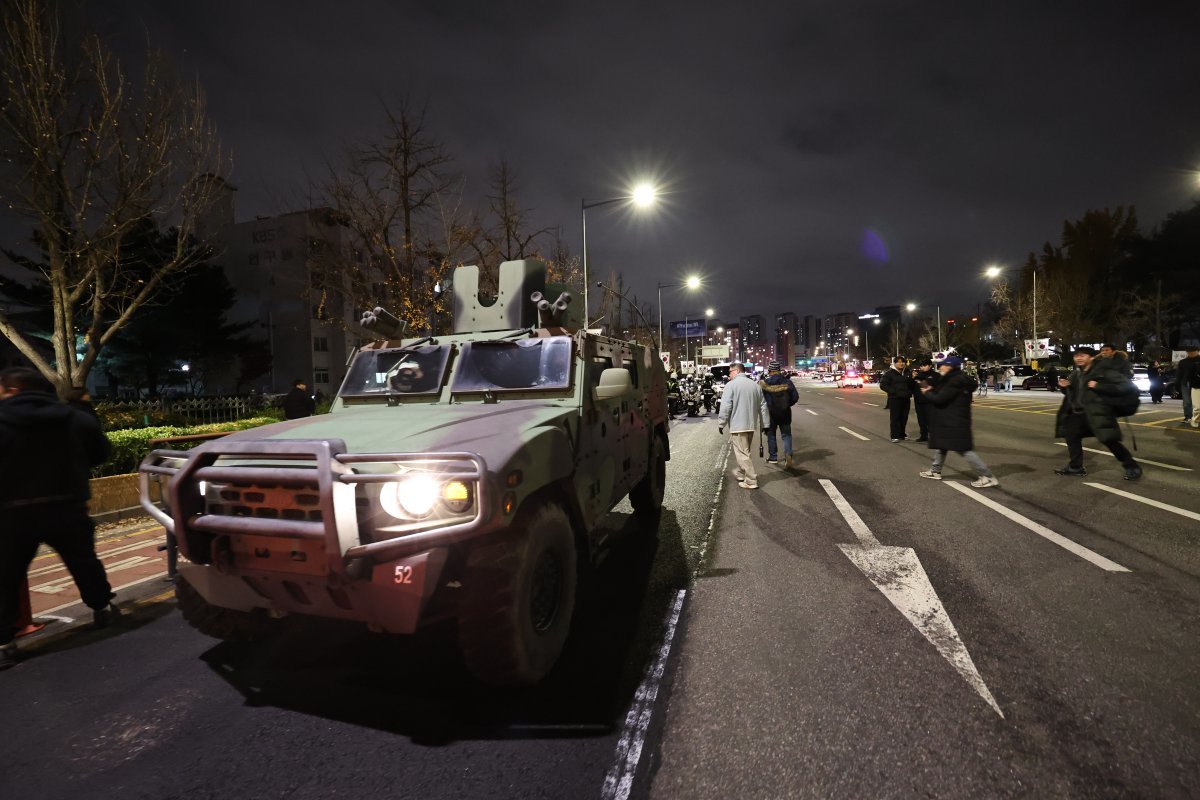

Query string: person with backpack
[1053,346,1141,480]
[758,361,799,468]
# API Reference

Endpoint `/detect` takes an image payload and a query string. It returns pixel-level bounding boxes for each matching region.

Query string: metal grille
[206,482,324,522]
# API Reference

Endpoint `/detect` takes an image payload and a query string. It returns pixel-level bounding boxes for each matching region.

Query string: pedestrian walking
[911,358,938,442]
[917,356,999,487]
[1178,346,1200,426]
[879,356,914,442]
[283,378,316,420]
[0,368,117,671]
[1003,365,1015,392]
[717,362,770,489]
[758,361,799,468]
[1098,344,1134,378]
[1147,361,1164,404]
[1053,347,1142,479]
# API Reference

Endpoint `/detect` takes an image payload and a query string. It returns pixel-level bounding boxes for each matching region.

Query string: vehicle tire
[458,503,577,686]
[631,433,667,516]
[176,574,262,640]
[1022,379,1032,390]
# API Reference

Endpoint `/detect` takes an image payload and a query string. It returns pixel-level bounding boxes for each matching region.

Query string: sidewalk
[17,516,174,649]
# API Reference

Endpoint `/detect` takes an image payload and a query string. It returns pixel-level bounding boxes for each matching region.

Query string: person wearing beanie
[910,358,938,442]
[879,356,915,442]
[758,361,799,467]
[917,356,999,487]
[1053,347,1142,478]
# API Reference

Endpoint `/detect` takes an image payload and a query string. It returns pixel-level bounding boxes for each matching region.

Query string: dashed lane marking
[1084,483,1200,523]
[862,402,880,406]
[944,482,1130,572]
[838,426,869,441]
[805,409,819,416]
[1053,443,1191,471]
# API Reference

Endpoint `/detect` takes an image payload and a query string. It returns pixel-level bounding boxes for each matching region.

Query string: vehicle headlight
[381,474,440,519]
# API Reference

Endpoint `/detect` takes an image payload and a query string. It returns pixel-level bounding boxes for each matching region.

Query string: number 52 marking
[394,565,414,584]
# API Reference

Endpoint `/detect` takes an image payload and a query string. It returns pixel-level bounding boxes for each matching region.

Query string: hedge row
[99,416,283,477]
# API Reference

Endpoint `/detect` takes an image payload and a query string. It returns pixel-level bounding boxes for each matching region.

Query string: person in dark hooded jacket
[758,361,799,467]
[0,368,116,670]
[283,378,316,420]
[917,356,998,487]
[1053,347,1141,479]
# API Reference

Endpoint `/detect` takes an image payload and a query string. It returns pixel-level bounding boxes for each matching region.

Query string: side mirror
[593,368,632,401]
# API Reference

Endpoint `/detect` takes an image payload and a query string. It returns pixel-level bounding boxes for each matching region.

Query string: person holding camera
[917,356,998,487]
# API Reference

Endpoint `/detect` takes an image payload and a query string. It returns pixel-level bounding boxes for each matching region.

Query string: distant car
[1020,372,1061,391]
[836,372,863,388]
[1162,370,1182,399]
[1131,366,1150,394]
[1008,365,1036,378]
[821,373,839,383]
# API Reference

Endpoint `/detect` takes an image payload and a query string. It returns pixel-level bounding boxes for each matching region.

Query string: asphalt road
[2,386,1196,799]
[650,380,1200,799]
[0,419,723,800]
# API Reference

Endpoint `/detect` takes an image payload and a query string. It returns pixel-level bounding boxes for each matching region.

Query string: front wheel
[631,434,667,516]
[457,503,578,686]
[176,574,265,640]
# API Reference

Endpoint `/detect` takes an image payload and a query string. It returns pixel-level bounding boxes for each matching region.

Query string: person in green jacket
[1054,347,1141,480]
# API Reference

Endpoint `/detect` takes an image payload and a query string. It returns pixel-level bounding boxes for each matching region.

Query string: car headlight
[381,475,440,519]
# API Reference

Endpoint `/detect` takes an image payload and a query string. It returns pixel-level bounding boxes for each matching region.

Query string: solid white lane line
[862,402,880,406]
[945,482,1130,572]
[838,426,869,441]
[806,409,818,415]
[602,588,687,800]
[818,479,880,546]
[36,571,171,616]
[1054,443,1191,471]
[1084,483,1200,522]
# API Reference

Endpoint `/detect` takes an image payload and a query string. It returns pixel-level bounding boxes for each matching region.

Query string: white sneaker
[971,476,1000,488]
[737,481,758,490]
[919,470,942,480]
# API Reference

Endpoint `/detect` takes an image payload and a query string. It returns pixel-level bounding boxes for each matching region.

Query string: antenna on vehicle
[595,281,659,349]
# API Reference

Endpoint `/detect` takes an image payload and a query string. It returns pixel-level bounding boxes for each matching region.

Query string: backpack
[1104,377,1141,418]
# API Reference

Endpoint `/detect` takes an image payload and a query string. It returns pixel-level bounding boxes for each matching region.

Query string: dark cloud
[79,0,1200,329]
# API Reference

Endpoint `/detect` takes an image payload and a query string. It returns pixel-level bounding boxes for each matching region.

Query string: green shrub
[98,416,283,477]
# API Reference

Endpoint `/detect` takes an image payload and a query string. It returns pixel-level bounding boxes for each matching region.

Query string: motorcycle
[667,374,685,418]
[682,379,702,417]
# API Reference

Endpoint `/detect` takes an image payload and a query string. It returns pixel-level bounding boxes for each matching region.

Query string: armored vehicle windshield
[452,336,572,392]
[339,344,452,397]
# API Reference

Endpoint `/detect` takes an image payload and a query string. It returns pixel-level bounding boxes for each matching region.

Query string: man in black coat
[878,356,914,442]
[1053,347,1141,479]
[917,356,998,487]
[1179,345,1200,426]
[0,368,116,670]
[283,378,316,420]
[910,358,939,442]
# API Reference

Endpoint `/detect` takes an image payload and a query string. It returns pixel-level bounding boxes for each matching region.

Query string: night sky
[95,1,1200,329]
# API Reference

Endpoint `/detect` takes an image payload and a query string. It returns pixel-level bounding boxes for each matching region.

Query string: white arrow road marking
[945,482,1130,572]
[806,409,819,415]
[838,426,870,441]
[819,480,1003,718]
[1084,482,1200,522]
[1054,443,1191,471]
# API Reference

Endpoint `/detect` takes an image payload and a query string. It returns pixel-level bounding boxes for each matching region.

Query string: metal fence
[96,396,266,427]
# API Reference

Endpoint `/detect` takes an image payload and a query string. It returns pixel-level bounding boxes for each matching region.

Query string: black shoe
[1123,464,1143,481]
[766,457,778,464]
[915,436,928,442]
[1054,466,1087,476]
[0,643,16,671]
[93,603,121,630]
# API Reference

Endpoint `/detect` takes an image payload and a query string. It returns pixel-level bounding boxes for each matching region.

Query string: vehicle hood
[212,401,577,470]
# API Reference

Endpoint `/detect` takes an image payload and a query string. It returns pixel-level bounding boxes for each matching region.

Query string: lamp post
[582,183,657,327]
[987,263,1037,362]
[906,302,942,352]
[656,275,701,355]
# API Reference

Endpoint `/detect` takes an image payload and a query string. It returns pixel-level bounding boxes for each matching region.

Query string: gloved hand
[717,425,724,435]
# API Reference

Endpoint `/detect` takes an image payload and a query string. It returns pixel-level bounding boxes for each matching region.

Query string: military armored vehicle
[139,260,669,686]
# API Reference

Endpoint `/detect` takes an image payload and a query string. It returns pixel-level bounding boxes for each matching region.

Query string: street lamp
[906,301,943,352]
[986,263,1037,362]
[582,182,658,327]
[656,275,701,352]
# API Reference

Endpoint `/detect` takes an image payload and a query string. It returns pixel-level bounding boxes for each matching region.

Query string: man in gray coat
[717,363,770,489]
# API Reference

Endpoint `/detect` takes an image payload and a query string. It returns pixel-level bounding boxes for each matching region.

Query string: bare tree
[0,0,226,394]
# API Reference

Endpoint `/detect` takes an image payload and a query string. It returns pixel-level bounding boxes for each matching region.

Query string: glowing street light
[657,274,702,353]
[906,301,943,352]
[582,182,660,326]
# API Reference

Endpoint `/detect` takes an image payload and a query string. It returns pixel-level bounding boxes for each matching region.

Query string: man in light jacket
[718,362,770,489]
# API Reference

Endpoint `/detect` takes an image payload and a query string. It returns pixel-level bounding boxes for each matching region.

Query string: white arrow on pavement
[819,479,1004,718]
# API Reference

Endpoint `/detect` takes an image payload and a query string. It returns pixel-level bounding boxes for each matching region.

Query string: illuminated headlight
[381,475,441,519]
[442,480,473,514]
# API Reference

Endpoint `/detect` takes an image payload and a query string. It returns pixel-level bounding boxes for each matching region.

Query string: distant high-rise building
[739,314,767,365]
[776,312,799,366]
